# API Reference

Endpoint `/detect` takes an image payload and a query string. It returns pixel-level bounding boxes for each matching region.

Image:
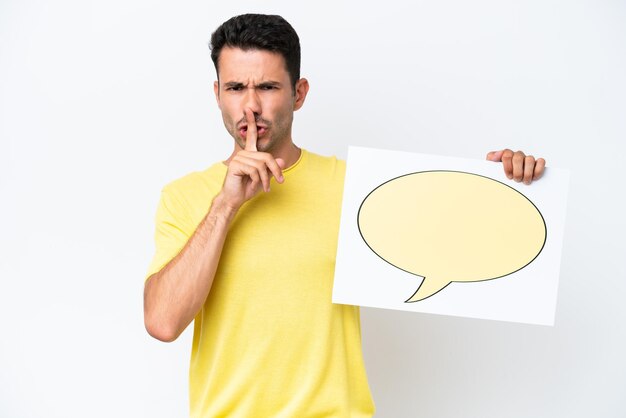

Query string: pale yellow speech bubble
[357,171,546,302]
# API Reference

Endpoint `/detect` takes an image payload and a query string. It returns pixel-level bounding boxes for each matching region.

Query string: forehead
[217,47,289,82]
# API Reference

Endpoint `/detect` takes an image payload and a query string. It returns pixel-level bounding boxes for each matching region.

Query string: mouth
[239,125,268,138]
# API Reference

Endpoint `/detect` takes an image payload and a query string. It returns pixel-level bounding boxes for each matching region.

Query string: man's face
[214,47,305,153]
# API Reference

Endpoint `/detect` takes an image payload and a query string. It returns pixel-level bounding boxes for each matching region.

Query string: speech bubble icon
[357,171,546,302]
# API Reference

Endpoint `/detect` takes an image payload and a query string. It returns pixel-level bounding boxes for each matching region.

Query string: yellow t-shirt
[146,150,375,417]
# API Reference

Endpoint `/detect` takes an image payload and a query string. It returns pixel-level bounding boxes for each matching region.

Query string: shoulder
[162,162,226,197]
[302,150,346,181]
[159,162,227,220]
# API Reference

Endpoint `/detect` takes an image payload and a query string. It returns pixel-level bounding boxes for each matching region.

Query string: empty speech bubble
[357,171,546,302]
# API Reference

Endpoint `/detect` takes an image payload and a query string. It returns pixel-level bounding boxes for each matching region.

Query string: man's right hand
[145,108,284,342]
[220,108,285,210]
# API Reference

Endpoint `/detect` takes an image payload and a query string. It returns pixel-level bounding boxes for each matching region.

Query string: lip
[239,126,268,138]
[238,124,268,130]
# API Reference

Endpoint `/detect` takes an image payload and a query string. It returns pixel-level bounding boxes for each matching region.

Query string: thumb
[486,150,504,162]
[275,158,287,169]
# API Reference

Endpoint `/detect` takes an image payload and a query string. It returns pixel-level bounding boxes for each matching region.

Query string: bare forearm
[144,192,238,342]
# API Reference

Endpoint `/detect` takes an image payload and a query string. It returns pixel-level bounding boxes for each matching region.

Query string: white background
[1,1,624,417]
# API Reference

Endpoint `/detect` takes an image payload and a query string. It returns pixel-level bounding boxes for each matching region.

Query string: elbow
[143,274,186,342]
[144,314,181,343]
[143,285,181,343]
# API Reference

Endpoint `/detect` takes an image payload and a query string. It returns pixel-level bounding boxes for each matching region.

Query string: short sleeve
[145,186,194,282]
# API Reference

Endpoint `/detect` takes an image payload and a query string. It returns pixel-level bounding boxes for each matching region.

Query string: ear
[293,78,310,111]
[213,80,221,109]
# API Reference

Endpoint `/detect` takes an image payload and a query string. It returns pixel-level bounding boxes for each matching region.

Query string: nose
[244,87,261,116]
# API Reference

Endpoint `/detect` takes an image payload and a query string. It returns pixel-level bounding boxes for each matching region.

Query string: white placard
[333,146,570,326]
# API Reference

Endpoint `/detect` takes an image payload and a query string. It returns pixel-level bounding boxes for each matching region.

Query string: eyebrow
[258,81,281,88]
[223,81,244,89]
[222,81,282,89]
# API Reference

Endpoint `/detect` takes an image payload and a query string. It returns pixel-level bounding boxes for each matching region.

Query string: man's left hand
[486,149,546,185]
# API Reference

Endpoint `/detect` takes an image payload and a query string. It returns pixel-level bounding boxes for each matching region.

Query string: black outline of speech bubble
[357,171,547,303]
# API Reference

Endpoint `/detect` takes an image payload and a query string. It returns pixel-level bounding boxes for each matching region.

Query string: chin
[254,136,277,152]
[256,143,274,153]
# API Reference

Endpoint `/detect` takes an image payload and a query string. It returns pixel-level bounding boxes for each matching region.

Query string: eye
[226,85,243,91]
[259,85,277,91]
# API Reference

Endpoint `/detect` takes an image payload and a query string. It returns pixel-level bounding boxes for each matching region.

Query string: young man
[143,14,545,417]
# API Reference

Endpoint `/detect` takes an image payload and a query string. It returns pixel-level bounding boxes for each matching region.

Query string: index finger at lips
[244,108,258,152]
